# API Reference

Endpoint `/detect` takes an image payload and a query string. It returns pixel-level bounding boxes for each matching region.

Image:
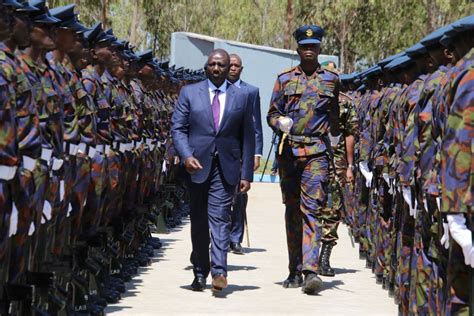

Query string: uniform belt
[0,165,17,181]
[287,134,323,144]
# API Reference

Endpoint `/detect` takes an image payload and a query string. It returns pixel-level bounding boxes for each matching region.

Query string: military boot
[282,273,303,288]
[318,243,335,277]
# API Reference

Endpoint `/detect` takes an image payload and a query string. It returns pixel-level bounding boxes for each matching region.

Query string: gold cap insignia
[306,29,313,37]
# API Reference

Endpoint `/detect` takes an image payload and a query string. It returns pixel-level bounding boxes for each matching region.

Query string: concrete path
[106,183,398,315]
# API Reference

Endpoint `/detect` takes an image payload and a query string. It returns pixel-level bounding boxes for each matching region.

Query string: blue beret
[362,65,382,79]
[452,15,474,32]
[293,25,324,45]
[386,54,414,71]
[84,22,111,44]
[440,15,474,47]
[420,24,453,48]
[16,0,38,11]
[378,52,405,68]
[29,0,61,24]
[137,49,154,63]
[104,28,118,42]
[49,4,75,21]
[405,42,427,57]
[1,0,22,9]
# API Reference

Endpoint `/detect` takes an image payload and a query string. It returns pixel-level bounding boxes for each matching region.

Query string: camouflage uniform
[321,92,358,244]
[8,47,42,283]
[267,65,339,275]
[440,53,473,316]
[0,47,19,287]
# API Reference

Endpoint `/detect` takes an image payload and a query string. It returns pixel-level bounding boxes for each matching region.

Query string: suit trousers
[188,157,236,278]
[230,192,248,244]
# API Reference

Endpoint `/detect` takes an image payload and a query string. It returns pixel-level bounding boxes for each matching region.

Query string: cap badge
[306,29,313,37]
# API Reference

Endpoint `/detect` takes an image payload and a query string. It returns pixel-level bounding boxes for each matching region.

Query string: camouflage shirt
[267,65,340,157]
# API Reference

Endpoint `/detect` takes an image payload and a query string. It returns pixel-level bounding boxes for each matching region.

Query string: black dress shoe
[282,273,303,288]
[229,242,244,254]
[191,276,206,291]
[301,272,323,295]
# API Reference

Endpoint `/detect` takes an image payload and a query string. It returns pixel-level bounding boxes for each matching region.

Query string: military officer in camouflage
[318,73,358,277]
[267,25,341,295]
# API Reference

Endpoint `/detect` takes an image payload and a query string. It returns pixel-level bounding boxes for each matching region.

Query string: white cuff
[22,155,37,172]
[0,165,17,181]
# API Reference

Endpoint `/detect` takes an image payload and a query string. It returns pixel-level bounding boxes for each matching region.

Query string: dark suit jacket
[171,80,255,185]
[240,81,263,156]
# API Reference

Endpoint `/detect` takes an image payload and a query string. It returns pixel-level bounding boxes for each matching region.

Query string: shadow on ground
[184,265,258,272]
[243,247,267,254]
[179,284,260,298]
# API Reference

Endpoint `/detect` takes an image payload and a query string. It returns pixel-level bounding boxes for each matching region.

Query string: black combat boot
[301,272,323,295]
[282,273,303,288]
[318,243,335,277]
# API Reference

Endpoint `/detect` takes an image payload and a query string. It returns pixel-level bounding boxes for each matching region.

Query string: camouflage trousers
[122,150,141,217]
[0,179,14,285]
[320,163,346,245]
[102,150,125,227]
[278,144,329,274]
[83,152,106,238]
[8,167,38,283]
[356,177,370,253]
[444,213,472,316]
[71,154,92,240]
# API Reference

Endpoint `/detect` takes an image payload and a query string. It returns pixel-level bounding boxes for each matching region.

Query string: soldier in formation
[341,15,473,316]
[0,1,204,314]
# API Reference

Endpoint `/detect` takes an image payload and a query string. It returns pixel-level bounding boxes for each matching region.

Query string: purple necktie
[211,89,220,130]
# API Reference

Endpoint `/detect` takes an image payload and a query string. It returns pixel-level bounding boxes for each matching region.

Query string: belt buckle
[304,136,311,143]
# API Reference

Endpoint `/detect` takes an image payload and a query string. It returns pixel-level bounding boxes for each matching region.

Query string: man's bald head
[228,53,244,83]
[206,49,231,87]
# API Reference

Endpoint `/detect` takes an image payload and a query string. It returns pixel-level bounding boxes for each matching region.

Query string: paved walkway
[106,183,397,315]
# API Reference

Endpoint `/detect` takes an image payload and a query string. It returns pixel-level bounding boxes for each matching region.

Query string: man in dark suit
[171,49,255,292]
[227,54,263,254]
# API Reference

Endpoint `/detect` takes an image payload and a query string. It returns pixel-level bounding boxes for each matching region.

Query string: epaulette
[278,66,298,77]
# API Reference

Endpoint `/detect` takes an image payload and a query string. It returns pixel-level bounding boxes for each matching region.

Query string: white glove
[440,221,450,249]
[447,214,474,267]
[358,161,373,188]
[277,116,293,134]
[402,186,417,217]
[329,133,342,147]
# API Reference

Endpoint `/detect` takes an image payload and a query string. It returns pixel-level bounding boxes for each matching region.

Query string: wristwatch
[348,164,355,170]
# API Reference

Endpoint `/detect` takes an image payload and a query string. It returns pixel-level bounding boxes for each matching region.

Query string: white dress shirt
[208,79,228,126]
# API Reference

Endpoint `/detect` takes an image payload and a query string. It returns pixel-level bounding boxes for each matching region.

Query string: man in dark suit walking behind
[171,49,255,292]
[227,54,263,254]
